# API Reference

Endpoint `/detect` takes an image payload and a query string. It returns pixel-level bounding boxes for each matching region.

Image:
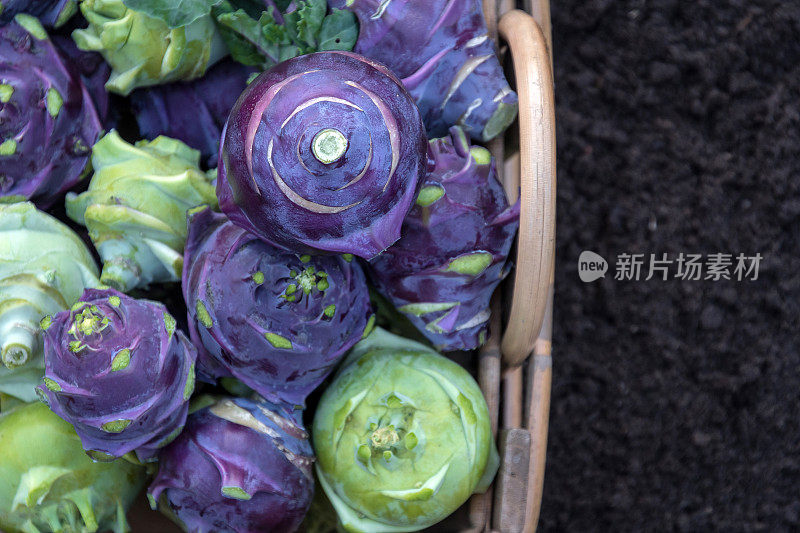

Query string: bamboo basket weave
[130,0,555,531]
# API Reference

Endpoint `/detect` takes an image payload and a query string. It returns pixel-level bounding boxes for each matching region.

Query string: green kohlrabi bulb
[0,402,147,533]
[72,0,227,95]
[66,130,218,293]
[312,328,499,532]
[0,202,100,402]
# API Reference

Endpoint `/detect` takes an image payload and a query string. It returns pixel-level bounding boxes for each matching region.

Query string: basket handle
[499,10,556,367]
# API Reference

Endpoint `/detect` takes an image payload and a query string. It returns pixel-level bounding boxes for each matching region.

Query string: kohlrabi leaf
[212,0,358,69]
[283,0,325,50]
[122,0,223,28]
[214,6,281,66]
[225,0,268,18]
[318,9,358,51]
[258,8,291,45]
[273,0,293,10]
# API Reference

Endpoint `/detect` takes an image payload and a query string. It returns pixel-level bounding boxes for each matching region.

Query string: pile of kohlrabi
[0,1,520,531]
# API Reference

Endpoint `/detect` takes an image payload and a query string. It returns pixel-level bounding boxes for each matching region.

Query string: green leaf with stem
[123,0,223,28]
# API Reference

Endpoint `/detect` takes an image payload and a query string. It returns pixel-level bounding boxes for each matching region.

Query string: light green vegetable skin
[0,402,147,533]
[0,202,100,402]
[72,0,227,95]
[66,130,218,293]
[313,328,499,532]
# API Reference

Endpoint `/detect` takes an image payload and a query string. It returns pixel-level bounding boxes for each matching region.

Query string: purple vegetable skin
[330,0,518,141]
[183,206,373,405]
[368,127,520,351]
[52,35,111,124]
[0,0,76,27]
[148,396,314,533]
[131,61,257,167]
[0,15,103,208]
[217,51,427,259]
[38,288,197,462]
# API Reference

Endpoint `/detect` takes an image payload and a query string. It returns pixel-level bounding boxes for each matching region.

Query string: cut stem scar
[312,129,348,164]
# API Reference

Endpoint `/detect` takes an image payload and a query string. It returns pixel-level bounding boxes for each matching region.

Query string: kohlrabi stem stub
[312,128,348,164]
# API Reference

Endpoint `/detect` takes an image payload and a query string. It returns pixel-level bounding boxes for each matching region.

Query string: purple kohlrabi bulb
[0,15,103,208]
[131,60,257,167]
[368,126,520,351]
[330,0,519,141]
[52,35,111,126]
[38,288,197,462]
[182,206,374,405]
[217,51,427,259]
[148,396,314,533]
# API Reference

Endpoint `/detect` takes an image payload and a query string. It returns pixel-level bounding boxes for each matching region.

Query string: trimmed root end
[2,343,30,369]
[312,128,349,164]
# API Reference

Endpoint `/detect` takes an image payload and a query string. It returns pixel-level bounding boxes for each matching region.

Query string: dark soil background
[542,0,800,531]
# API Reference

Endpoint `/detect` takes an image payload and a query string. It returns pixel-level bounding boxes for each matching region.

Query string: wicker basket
[464,1,555,531]
[129,1,555,531]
